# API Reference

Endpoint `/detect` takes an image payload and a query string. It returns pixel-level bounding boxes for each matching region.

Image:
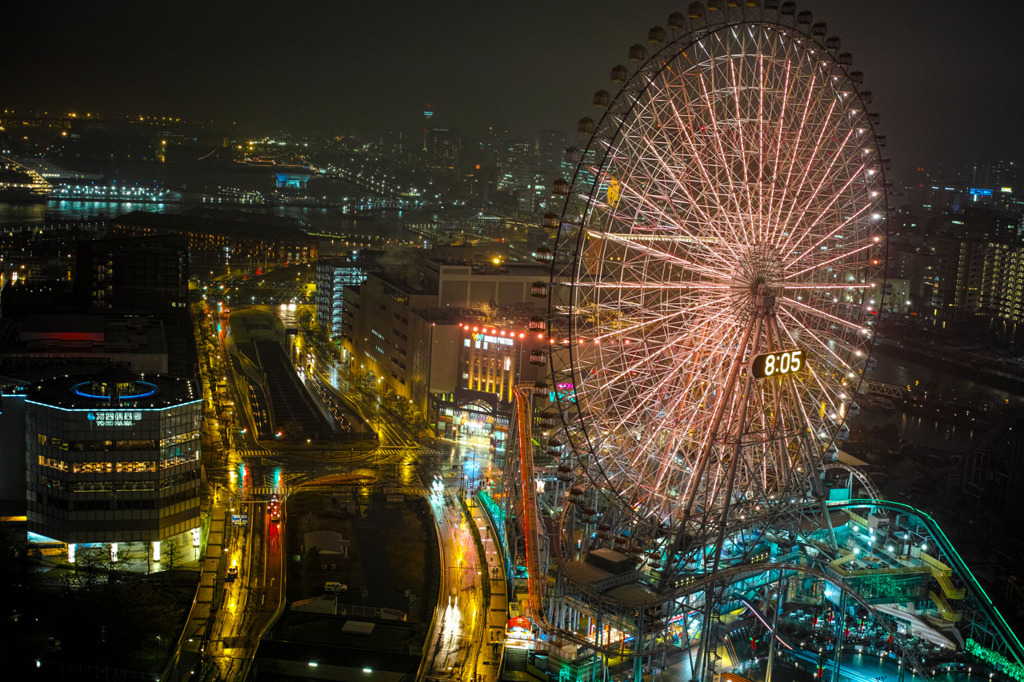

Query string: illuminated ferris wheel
[546,2,889,580]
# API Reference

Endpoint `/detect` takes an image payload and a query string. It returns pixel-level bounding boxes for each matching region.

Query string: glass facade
[25,375,202,545]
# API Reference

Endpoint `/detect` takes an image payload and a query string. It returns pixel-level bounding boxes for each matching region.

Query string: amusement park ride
[497,3,1024,681]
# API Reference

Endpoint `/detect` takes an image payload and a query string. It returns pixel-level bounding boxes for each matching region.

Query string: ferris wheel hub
[547,3,888,591]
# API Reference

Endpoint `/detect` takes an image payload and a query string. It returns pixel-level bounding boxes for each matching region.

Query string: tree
[102,546,125,582]
[78,547,104,590]
[279,420,307,442]
[0,526,34,591]
[295,305,319,334]
[163,539,182,571]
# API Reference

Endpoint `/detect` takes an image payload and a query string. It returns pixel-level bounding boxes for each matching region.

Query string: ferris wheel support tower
[494,3,1024,681]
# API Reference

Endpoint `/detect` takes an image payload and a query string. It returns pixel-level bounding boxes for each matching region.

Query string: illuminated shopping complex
[2,367,202,564]
[433,320,549,459]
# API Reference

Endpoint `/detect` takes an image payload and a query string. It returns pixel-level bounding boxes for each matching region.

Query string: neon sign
[473,333,514,346]
[88,410,142,427]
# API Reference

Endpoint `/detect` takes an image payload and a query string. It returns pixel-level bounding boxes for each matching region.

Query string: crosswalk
[236,449,272,458]
[397,486,431,497]
[235,446,445,459]
[375,445,444,456]
[285,479,434,496]
[245,486,292,497]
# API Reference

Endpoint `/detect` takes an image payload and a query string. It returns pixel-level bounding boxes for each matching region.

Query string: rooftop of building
[26,369,199,410]
[112,209,314,243]
[429,259,551,278]
[416,307,485,324]
[256,612,421,675]
[0,314,167,356]
[368,269,438,297]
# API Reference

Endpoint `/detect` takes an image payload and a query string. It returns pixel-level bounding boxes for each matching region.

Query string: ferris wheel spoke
[571,280,732,290]
[646,126,741,256]
[727,54,756,244]
[778,296,870,334]
[595,325,740,442]
[588,297,723,342]
[621,111,745,263]
[755,45,771,236]
[694,69,757,247]
[686,53,750,245]
[783,282,873,290]
[784,240,877,280]
[589,322,741,447]
[776,129,867,260]
[763,56,794,247]
[579,228,727,277]
[781,201,874,267]
[603,167,737,274]
[769,72,844,253]
[586,305,737,398]
[776,305,856,375]
[765,64,821,248]
[770,98,846,253]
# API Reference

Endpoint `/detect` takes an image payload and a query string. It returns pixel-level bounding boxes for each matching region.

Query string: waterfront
[0,199,425,243]
[3,196,1021,460]
[863,345,1024,453]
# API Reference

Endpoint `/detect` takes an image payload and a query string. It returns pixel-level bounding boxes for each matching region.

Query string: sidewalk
[161,495,230,681]
[466,497,509,682]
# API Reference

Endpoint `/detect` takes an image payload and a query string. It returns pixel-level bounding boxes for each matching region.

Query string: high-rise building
[315,256,371,341]
[75,235,189,312]
[425,128,462,171]
[433,319,549,456]
[496,138,542,212]
[5,367,202,564]
[338,259,552,434]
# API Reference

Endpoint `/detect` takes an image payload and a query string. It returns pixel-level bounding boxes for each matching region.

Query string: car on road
[226,563,239,583]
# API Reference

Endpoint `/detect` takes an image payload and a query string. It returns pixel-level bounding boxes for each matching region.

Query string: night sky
[6,1,1024,175]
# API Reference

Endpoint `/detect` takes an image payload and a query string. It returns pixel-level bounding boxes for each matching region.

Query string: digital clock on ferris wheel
[750,349,804,379]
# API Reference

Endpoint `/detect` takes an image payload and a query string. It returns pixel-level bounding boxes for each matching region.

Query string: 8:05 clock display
[750,349,804,378]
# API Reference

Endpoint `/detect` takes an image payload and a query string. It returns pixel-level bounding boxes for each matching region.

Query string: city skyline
[2,3,1024,680]
[5,1,1024,176]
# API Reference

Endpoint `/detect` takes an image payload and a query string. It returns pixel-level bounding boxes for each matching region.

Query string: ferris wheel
[546,2,889,581]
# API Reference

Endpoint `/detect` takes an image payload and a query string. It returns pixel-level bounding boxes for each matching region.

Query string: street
[165,299,458,681]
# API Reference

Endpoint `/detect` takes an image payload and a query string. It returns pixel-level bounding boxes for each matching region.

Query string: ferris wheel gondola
[545,1,889,582]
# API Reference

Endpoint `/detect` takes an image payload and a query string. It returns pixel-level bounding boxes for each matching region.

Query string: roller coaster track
[546,502,1023,672]
[822,462,884,507]
[513,386,544,620]
[832,499,1024,669]
[502,391,1022,675]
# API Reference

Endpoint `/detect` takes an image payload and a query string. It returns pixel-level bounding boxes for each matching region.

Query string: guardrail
[831,499,1024,669]
[414,488,446,682]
